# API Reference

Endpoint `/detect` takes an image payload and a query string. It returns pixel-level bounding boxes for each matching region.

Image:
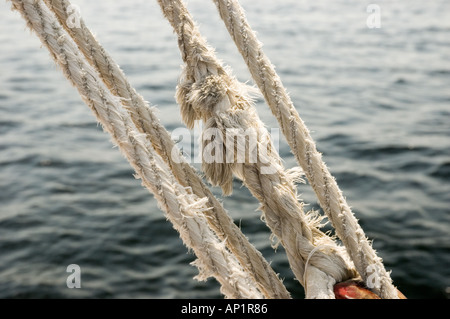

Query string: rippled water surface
[0,0,449,298]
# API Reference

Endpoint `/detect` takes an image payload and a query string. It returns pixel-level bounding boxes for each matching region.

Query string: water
[0,0,449,299]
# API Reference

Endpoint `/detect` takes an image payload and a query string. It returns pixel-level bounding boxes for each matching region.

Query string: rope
[9,0,267,299]
[158,0,358,298]
[40,0,290,299]
[9,0,403,299]
[212,0,400,299]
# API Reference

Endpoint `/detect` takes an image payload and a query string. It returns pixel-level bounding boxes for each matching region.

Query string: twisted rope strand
[212,0,399,299]
[10,0,265,299]
[158,0,357,298]
[41,0,289,299]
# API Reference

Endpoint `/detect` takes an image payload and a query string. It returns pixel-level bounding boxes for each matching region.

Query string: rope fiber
[8,0,403,299]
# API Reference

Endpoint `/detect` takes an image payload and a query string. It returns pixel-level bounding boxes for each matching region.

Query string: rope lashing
[8,0,405,299]
[158,0,358,298]
[212,0,400,299]
[40,0,290,299]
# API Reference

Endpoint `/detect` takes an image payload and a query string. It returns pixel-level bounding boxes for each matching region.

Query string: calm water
[0,0,449,299]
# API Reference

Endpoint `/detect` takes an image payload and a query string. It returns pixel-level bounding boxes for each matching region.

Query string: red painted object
[334,280,381,299]
[334,280,407,299]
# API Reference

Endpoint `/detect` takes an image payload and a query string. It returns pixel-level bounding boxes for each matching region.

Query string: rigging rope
[9,0,269,299]
[41,0,290,299]
[8,0,404,299]
[157,0,357,298]
[212,0,399,299]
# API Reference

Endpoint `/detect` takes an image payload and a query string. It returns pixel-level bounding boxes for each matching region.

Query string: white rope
[9,0,403,299]
[9,0,268,299]
[212,0,400,299]
[40,0,290,299]
[158,0,358,299]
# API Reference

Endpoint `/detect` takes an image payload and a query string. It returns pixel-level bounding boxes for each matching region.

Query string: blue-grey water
[0,0,449,299]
